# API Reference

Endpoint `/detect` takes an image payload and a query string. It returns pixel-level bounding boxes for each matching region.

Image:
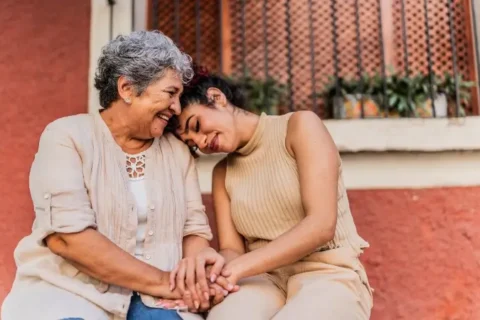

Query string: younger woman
[172,73,373,319]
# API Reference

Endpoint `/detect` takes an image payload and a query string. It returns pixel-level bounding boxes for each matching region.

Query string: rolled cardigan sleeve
[30,123,96,242]
[179,144,213,241]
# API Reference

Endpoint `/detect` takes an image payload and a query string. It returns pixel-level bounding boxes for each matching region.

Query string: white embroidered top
[125,152,148,258]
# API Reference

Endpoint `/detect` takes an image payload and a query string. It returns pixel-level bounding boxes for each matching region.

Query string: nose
[170,98,181,116]
[192,134,208,150]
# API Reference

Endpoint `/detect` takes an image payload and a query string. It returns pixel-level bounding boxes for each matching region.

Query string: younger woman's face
[176,102,240,154]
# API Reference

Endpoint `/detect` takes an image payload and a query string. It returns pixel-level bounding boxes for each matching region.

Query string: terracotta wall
[0,0,90,303]
[203,186,480,320]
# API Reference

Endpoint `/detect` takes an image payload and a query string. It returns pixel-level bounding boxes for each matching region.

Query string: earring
[124,97,131,104]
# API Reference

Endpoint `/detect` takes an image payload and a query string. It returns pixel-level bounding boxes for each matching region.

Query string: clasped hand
[156,248,240,313]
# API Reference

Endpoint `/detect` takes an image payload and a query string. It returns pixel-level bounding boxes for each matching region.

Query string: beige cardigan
[9,113,212,319]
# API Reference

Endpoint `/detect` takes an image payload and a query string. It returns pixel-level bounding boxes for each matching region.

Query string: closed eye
[195,120,200,133]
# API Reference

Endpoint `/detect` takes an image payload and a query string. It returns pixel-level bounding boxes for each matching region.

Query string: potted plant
[321,75,382,119]
[437,72,475,117]
[230,72,287,115]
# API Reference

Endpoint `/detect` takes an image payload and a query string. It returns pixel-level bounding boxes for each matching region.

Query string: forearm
[219,248,243,263]
[230,216,334,279]
[47,228,174,298]
[182,235,210,258]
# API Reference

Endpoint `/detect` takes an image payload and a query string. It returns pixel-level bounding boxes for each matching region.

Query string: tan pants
[207,248,373,320]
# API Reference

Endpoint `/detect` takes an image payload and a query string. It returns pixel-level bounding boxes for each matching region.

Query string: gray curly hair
[94,30,193,108]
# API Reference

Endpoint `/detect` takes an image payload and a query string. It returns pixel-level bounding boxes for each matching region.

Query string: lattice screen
[393,0,470,76]
[152,0,221,73]
[150,0,475,118]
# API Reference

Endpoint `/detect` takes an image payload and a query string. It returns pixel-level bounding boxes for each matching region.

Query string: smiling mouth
[156,113,170,122]
[209,135,219,152]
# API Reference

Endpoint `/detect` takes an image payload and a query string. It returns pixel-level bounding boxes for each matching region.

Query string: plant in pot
[414,73,451,118]
[230,72,287,115]
[381,72,450,118]
[320,75,382,119]
[377,73,426,117]
[437,72,475,117]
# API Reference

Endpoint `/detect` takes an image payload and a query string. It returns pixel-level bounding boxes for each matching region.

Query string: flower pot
[333,94,382,119]
[416,94,448,118]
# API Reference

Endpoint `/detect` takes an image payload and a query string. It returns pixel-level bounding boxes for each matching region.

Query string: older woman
[1,31,228,320]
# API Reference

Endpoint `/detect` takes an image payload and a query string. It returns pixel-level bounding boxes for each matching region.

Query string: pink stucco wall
[204,187,480,320]
[0,0,90,303]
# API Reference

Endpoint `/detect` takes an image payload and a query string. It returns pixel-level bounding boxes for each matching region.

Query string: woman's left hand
[157,283,227,312]
[170,247,226,307]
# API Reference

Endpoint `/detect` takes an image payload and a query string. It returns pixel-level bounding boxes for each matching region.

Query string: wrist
[227,258,248,280]
[143,269,170,297]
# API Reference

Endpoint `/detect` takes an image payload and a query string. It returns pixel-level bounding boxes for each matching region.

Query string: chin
[151,129,165,138]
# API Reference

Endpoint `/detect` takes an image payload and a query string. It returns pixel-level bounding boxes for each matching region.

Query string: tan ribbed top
[225,112,369,254]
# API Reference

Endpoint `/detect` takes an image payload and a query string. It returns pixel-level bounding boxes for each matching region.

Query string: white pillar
[88,0,136,113]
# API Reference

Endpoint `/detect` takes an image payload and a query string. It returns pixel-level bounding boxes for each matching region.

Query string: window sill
[323,116,480,153]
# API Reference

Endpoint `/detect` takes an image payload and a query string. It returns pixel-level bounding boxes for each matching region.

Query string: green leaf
[389,95,399,107]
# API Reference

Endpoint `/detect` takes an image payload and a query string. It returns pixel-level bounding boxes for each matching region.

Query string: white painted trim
[133,0,148,31]
[323,116,480,152]
[340,151,480,189]
[88,0,134,114]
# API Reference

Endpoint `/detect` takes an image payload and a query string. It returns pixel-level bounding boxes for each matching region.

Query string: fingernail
[210,275,217,283]
[227,284,234,291]
[204,292,210,300]
[223,290,229,296]
[194,301,200,309]
[169,284,174,291]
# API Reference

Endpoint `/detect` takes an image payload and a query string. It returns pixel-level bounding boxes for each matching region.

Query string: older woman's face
[130,69,183,138]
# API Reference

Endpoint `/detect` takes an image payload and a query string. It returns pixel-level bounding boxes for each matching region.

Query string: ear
[206,87,228,108]
[117,75,134,104]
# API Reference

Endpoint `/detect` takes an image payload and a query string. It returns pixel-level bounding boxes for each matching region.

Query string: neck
[234,108,261,150]
[100,102,153,153]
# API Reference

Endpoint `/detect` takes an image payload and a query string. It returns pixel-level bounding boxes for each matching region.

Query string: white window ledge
[324,116,480,153]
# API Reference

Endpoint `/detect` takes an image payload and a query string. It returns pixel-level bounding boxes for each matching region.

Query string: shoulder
[161,133,191,157]
[285,111,337,157]
[212,158,228,191]
[286,110,322,134]
[160,134,197,175]
[40,114,94,145]
[45,114,93,131]
[213,158,227,178]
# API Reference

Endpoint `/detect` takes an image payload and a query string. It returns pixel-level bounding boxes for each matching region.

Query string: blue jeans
[126,293,182,320]
[61,293,181,320]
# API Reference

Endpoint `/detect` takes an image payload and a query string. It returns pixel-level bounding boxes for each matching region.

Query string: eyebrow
[166,85,183,94]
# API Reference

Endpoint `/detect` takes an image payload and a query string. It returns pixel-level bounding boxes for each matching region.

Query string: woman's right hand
[169,248,227,308]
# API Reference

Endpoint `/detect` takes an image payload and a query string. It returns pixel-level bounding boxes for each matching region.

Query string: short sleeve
[29,123,97,243]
